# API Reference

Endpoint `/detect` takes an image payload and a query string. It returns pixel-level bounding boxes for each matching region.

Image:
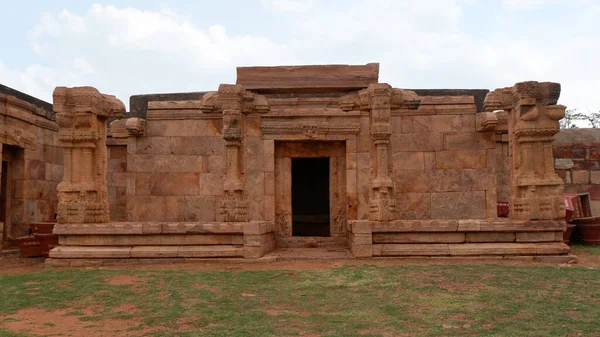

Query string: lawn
[0,262,599,337]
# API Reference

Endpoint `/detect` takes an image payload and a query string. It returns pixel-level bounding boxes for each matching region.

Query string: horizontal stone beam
[236,63,379,93]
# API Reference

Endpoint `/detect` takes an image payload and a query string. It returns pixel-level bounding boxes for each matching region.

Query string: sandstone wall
[126,117,226,222]
[0,87,62,243]
[390,96,497,220]
[554,128,600,216]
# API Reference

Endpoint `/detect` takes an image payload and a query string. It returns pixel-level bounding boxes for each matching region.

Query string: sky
[1,0,599,115]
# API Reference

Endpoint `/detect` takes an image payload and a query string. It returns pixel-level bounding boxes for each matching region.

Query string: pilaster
[53,87,125,223]
[509,81,566,220]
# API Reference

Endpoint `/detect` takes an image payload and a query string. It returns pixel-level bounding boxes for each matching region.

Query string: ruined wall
[390,96,497,220]
[0,87,62,242]
[554,129,600,216]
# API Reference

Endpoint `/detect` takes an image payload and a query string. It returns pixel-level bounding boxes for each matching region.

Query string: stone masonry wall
[126,117,226,222]
[553,128,600,216]
[390,96,497,220]
[1,88,62,242]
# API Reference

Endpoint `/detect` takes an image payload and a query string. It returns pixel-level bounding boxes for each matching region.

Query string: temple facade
[2,63,578,264]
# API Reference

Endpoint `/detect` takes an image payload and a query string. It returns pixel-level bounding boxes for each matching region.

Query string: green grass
[571,243,600,256]
[0,264,599,336]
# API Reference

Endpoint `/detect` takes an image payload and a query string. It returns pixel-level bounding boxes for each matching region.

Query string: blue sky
[1,0,599,114]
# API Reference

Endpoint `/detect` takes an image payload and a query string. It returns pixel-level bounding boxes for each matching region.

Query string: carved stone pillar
[53,87,125,223]
[217,84,248,222]
[509,81,565,220]
[366,84,396,221]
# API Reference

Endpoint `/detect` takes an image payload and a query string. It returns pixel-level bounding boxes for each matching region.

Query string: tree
[560,109,600,129]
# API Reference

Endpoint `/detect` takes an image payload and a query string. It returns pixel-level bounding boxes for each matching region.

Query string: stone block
[432,115,475,132]
[247,172,265,196]
[244,233,276,247]
[184,196,216,222]
[53,223,144,235]
[136,172,199,196]
[431,191,486,219]
[243,221,275,235]
[133,196,185,222]
[205,155,225,174]
[263,140,275,155]
[392,152,424,170]
[395,193,431,219]
[435,149,486,169]
[350,244,373,258]
[555,158,574,170]
[264,172,275,195]
[50,246,132,259]
[170,136,224,156]
[392,133,442,152]
[135,137,171,155]
[199,173,223,196]
[134,154,202,173]
[516,232,560,243]
[374,220,459,232]
[236,63,379,92]
[466,232,515,243]
[25,159,45,180]
[264,195,275,221]
[448,243,537,256]
[590,171,600,184]
[393,168,495,193]
[349,220,372,234]
[162,222,243,234]
[130,246,179,258]
[245,136,264,155]
[146,120,222,137]
[424,152,435,169]
[373,232,465,243]
[535,242,570,255]
[573,170,590,184]
[373,243,450,256]
[444,132,493,150]
[349,232,372,245]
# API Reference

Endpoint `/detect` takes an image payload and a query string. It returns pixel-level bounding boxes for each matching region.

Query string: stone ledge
[370,219,566,233]
[372,242,570,257]
[50,245,244,259]
[53,222,251,235]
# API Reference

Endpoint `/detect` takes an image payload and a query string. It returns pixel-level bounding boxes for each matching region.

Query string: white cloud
[262,0,314,12]
[0,1,598,114]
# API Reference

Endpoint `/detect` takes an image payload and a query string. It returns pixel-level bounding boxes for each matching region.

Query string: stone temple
[0,63,579,264]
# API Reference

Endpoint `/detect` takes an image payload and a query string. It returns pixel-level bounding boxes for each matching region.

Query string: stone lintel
[236,63,379,93]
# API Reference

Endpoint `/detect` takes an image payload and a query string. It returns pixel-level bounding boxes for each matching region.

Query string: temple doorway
[292,157,330,237]
[274,141,347,248]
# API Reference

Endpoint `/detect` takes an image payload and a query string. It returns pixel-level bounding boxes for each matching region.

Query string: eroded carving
[54,86,125,223]
[509,81,565,220]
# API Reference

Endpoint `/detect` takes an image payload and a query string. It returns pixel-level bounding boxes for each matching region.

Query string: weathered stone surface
[431,191,486,219]
[516,232,561,243]
[50,246,131,258]
[435,149,486,169]
[59,234,243,246]
[373,233,465,244]
[373,244,450,256]
[136,172,199,196]
[374,220,459,232]
[555,158,574,170]
[573,170,590,184]
[466,232,515,243]
[178,245,244,258]
[237,63,379,92]
[395,193,431,219]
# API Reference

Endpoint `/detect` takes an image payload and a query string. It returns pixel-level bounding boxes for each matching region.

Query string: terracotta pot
[563,224,576,244]
[16,236,42,257]
[572,217,600,245]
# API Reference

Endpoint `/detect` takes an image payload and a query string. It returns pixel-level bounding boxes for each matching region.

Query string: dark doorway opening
[292,157,330,236]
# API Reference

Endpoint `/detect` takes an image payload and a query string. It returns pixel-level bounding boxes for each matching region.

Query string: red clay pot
[563,224,576,244]
[572,217,600,245]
